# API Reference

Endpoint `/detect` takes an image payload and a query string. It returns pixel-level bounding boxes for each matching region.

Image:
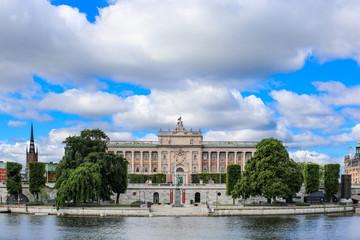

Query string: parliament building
[107,119,257,184]
[344,142,360,184]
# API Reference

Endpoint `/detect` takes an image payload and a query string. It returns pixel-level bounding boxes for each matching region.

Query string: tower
[26,123,38,175]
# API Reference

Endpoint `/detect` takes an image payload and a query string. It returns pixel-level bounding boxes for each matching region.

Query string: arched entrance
[176,167,184,185]
[153,192,159,203]
[195,192,201,203]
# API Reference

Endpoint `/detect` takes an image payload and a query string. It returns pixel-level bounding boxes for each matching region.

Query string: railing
[202,141,258,147]
[108,141,158,146]
[159,131,201,135]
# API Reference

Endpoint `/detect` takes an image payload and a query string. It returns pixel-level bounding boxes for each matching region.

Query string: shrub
[130,201,142,207]
[295,202,310,206]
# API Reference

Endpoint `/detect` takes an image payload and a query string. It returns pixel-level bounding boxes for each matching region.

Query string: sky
[1,0,360,171]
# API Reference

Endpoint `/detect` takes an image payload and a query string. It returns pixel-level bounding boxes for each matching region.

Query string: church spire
[29,122,35,153]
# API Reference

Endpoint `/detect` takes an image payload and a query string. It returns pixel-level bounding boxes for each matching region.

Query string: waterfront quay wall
[212,205,355,216]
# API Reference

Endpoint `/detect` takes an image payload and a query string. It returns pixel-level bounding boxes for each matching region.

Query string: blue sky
[1,0,360,169]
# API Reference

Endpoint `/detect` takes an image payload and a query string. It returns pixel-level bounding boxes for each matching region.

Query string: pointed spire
[29,122,35,153]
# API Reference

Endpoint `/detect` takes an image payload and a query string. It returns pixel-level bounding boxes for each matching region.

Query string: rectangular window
[163,166,167,173]
[144,154,148,160]
[229,154,233,160]
[221,166,224,172]
[153,166,157,172]
[203,154,207,160]
[153,155,157,160]
[127,154,131,160]
[221,154,224,160]
[136,166,139,172]
[127,166,131,172]
[212,166,216,172]
[193,166,197,173]
[203,166,207,172]
[238,154,241,161]
[145,166,148,172]
[194,154,197,160]
[163,154,166,160]
[212,154,216,160]
[136,154,139,160]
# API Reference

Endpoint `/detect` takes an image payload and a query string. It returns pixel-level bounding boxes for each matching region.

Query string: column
[131,151,135,173]
[149,151,152,174]
[225,151,229,171]
[158,151,162,174]
[208,152,211,173]
[242,152,246,170]
[140,151,143,174]
[216,151,220,172]
[199,151,202,173]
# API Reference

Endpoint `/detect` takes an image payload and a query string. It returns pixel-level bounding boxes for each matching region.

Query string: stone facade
[107,119,257,184]
[344,143,360,183]
[0,161,6,183]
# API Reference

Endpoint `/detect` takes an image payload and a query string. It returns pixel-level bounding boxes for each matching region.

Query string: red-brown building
[26,123,38,175]
[0,161,6,183]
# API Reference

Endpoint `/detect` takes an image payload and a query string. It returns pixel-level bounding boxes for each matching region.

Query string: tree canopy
[226,164,241,196]
[6,162,22,196]
[304,163,320,194]
[231,138,303,203]
[55,129,128,208]
[29,162,46,201]
[324,163,340,201]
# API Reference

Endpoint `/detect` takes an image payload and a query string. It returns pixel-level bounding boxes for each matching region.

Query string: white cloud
[112,82,275,131]
[289,150,342,166]
[271,89,344,130]
[314,81,360,106]
[7,120,27,127]
[39,89,125,118]
[2,0,360,91]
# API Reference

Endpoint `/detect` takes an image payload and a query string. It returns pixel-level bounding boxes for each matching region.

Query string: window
[127,154,131,160]
[194,154,197,160]
[144,154,148,160]
[212,154,216,160]
[203,166,207,172]
[163,166,167,173]
[153,155,157,160]
[127,166,131,172]
[203,154,207,160]
[221,154,224,160]
[136,166,139,172]
[136,154,139,160]
[153,166,157,172]
[145,166,148,172]
[212,166,216,172]
[246,154,251,160]
[221,166,224,172]
[193,166,197,173]
[238,154,241,161]
[163,154,166,160]
[229,154,233,160]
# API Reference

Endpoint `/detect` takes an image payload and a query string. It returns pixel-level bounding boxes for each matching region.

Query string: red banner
[182,189,185,204]
[170,189,173,203]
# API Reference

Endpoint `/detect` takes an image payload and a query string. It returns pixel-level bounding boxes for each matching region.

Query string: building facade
[344,143,360,183]
[0,161,6,183]
[107,119,257,184]
[26,123,38,175]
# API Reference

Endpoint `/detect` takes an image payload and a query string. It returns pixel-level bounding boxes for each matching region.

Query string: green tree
[29,162,46,201]
[55,129,108,189]
[85,152,128,204]
[324,164,340,202]
[304,163,320,194]
[6,162,23,199]
[55,162,101,209]
[226,164,242,203]
[232,138,303,203]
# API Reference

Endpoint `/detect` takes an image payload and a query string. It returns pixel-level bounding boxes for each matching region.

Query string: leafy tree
[55,162,101,209]
[29,162,46,201]
[85,152,128,204]
[226,164,242,199]
[55,129,108,189]
[304,163,320,194]
[324,164,340,202]
[6,162,22,199]
[232,138,303,203]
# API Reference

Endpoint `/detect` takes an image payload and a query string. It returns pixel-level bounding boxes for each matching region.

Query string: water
[0,213,359,240]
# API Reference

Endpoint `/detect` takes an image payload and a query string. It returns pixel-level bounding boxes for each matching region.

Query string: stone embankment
[0,204,355,217]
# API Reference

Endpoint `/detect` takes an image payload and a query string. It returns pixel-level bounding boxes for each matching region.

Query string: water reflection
[0,213,359,240]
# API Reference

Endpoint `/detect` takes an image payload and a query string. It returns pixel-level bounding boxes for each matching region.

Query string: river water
[0,213,359,240]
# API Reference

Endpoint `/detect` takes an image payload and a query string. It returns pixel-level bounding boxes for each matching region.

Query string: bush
[130,201,142,207]
[128,174,166,183]
[26,202,45,206]
[191,173,226,184]
[194,203,198,206]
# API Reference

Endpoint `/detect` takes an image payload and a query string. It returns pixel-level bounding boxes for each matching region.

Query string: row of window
[128,165,229,173]
[114,152,253,161]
